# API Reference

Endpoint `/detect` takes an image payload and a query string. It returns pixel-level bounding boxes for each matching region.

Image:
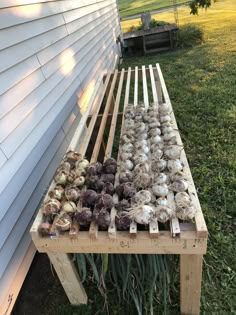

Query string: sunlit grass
[121,0,236,41]
[118,0,189,18]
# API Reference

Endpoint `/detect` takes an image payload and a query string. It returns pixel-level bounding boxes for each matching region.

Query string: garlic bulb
[122,143,133,153]
[149,128,161,137]
[120,152,133,161]
[164,145,182,160]
[134,122,146,133]
[135,139,148,148]
[163,132,176,142]
[152,184,169,197]
[75,159,89,169]
[167,159,184,173]
[162,126,173,134]
[54,171,67,185]
[121,134,135,144]
[119,170,133,183]
[150,135,162,144]
[149,121,161,129]
[132,190,152,205]
[134,172,151,189]
[175,192,192,208]
[65,186,80,201]
[120,159,134,171]
[155,206,174,223]
[133,152,148,164]
[152,159,167,172]
[154,173,168,185]
[170,179,188,192]
[156,198,168,207]
[138,132,148,140]
[176,206,196,220]
[130,205,154,225]
[62,201,77,213]
[170,171,186,181]
[160,115,171,123]
[150,147,163,159]
[159,103,170,114]
[134,162,150,174]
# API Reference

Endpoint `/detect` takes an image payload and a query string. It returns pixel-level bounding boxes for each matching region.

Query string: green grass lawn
[118,0,189,18]
[13,1,236,314]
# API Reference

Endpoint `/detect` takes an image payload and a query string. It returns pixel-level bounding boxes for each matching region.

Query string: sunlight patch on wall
[60,49,76,77]
[13,3,42,17]
[78,80,96,114]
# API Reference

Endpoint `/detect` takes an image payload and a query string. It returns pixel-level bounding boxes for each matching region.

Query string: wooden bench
[30,64,208,315]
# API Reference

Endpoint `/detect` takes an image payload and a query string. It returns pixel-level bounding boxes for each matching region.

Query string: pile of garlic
[117,102,196,225]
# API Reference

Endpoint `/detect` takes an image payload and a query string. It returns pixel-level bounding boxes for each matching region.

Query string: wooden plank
[32,230,207,254]
[129,221,137,238]
[180,254,203,315]
[90,70,118,163]
[78,74,111,156]
[167,191,181,237]
[142,65,149,108]
[149,218,159,238]
[149,64,159,105]
[156,63,208,238]
[69,218,80,239]
[48,253,87,305]
[134,66,138,106]
[124,67,131,106]
[0,242,35,315]
[105,69,125,159]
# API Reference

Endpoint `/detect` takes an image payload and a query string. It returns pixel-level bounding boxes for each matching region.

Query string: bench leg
[180,254,203,315]
[48,253,88,305]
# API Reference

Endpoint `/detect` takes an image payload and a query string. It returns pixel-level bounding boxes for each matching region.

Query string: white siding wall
[0,0,120,311]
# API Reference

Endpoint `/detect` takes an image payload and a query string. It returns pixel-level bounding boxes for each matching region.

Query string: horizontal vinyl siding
[0,0,120,308]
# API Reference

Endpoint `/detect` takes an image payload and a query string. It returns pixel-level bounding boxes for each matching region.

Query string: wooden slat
[149,64,159,105]
[69,218,80,239]
[156,63,208,238]
[124,67,131,106]
[134,66,138,106]
[90,70,118,163]
[167,191,181,237]
[105,69,125,159]
[142,65,149,108]
[149,218,159,238]
[48,253,87,305]
[78,74,111,156]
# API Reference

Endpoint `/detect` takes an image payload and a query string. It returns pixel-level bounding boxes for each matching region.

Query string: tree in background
[190,0,216,15]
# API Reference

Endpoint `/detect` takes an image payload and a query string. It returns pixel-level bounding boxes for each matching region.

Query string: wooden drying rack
[30,64,208,315]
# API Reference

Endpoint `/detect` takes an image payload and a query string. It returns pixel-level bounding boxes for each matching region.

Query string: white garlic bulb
[155,206,174,223]
[132,205,154,225]
[156,197,168,207]
[176,206,196,220]
[149,128,161,137]
[160,115,171,123]
[164,145,182,160]
[170,179,188,192]
[154,173,168,184]
[175,192,192,208]
[167,159,184,173]
[152,184,169,197]
[159,103,170,114]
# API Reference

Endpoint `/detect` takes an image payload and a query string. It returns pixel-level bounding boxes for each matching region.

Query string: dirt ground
[12,253,68,315]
